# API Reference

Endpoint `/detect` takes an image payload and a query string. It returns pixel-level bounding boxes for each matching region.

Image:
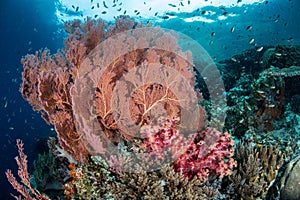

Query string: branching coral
[6,139,51,200]
[67,155,220,200]
[226,141,285,200]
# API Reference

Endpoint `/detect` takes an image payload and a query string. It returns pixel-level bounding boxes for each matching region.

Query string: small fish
[91,0,93,3]
[136,12,140,15]
[101,11,107,14]
[248,38,255,44]
[162,16,169,19]
[72,5,75,9]
[166,12,175,16]
[211,32,215,36]
[246,25,252,31]
[97,3,100,8]
[168,4,176,7]
[201,11,206,15]
[231,26,235,32]
[91,6,94,9]
[287,37,293,42]
[266,104,275,108]
[103,1,108,8]
[257,90,265,94]
[154,12,158,16]
[117,8,121,12]
[112,4,116,7]
[123,10,127,14]
[256,46,264,52]
[94,14,98,18]
[76,6,79,12]
[246,104,252,111]
[188,0,190,5]
[209,40,213,45]
[231,57,237,62]
[275,53,282,57]
[180,2,184,6]
[222,11,228,16]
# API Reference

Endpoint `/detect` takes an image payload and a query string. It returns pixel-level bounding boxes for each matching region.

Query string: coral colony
[6,16,299,199]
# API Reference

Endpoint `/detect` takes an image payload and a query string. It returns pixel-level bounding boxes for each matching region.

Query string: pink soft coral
[173,128,236,180]
[142,118,236,180]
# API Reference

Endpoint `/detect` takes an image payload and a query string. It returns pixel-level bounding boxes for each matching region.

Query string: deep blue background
[0,0,62,198]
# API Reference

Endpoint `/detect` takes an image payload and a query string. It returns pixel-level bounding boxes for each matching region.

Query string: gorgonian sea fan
[20,16,205,162]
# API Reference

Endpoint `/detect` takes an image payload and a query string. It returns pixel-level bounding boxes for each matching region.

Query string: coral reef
[64,154,221,200]
[225,142,285,200]
[32,138,70,199]
[6,12,300,200]
[222,46,300,157]
[261,45,300,69]
[20,15,203,163]
[13,15,236,199]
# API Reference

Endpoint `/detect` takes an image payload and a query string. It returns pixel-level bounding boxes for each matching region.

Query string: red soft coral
[173,128,236,180]
[142,120,236,180]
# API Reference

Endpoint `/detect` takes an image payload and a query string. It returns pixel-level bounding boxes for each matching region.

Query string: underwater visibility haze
[0,0,299,199]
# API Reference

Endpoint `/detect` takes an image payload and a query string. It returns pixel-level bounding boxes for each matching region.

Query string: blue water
[0,0,299,198]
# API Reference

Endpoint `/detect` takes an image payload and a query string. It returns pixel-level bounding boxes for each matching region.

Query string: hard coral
[227,142,285,200]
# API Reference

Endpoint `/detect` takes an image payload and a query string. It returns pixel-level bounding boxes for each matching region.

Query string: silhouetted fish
[231,26,235,32]
[103,1,108,8]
